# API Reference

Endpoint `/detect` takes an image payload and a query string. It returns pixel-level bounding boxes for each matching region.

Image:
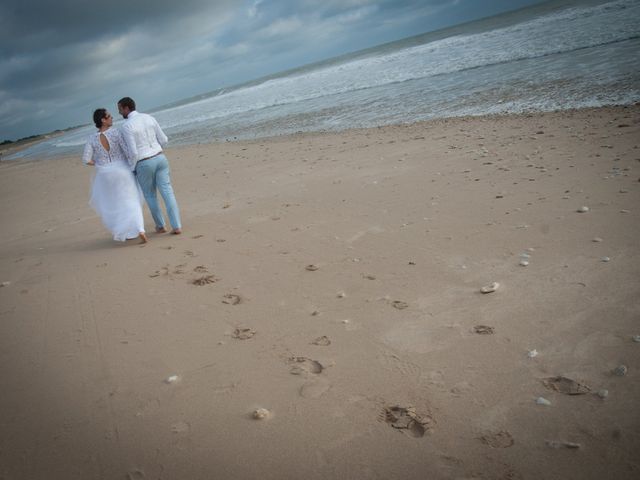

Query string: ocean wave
[155,0,640,131]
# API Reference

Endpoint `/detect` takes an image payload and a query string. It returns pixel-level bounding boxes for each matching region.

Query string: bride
[82,108,148,243]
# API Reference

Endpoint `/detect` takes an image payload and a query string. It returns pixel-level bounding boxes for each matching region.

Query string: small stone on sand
[252,408,271,420]
[613,365,628,376]
[519,260,529,266]
[597,389,609,399]
[577,206,589,213]
[536,397,551,406]
[165,375,179,384]
[592,237,603,242]
[0,281,10,288]
[601,256,610,262]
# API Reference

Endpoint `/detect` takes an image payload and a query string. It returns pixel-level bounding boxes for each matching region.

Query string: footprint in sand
[191,275,218,285]
[127,469,145,480]
[300,378,331,398]
[222,294,242,305]
[171,421,190,434]
[473,325,495,335]
[383,405,435,438]
[479,430,514,448]
[543,376,590,395]
[311,336,331,346]
[193,265,208,273]
[391,300,409,310]
[288,356,323,375]
[232,328,256,340]
[148,266,169,278]
[173,264,186,274]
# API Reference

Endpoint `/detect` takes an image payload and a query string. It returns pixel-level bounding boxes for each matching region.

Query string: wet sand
[0,106,639,479]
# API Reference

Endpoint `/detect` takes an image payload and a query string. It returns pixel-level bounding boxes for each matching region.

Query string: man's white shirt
[121,110,168,169]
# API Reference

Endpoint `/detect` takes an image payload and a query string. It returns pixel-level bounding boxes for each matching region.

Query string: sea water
[9,0,640,160]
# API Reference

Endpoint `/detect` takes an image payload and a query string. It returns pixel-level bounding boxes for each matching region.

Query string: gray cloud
[0,0,544,140]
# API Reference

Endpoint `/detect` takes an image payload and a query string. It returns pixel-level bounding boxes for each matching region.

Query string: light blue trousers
[135,154,181,230]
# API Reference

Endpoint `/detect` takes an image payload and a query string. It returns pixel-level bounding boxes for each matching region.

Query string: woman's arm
[82,139,95,165]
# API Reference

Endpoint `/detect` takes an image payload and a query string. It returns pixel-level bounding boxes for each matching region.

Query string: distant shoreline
[0,131,67,161]
[2,104,638,163]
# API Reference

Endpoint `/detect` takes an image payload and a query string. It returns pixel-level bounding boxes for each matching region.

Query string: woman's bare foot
[139,232,149,243]
[172,228,182,235]
[156,226,167,233]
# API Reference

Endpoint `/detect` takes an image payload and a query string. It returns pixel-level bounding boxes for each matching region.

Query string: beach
[0,105,639,479]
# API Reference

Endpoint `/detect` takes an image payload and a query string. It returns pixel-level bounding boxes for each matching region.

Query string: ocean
[8,0,640,161]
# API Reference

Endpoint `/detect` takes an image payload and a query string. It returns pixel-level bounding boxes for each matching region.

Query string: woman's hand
[87,160,95,166]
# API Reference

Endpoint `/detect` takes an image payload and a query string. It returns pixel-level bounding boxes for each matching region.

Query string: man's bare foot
[139,232,149,243]
[172,228,182,235]
[156,226,167,233]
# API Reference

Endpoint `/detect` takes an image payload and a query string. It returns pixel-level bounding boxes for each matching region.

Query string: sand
[0,106,639,479]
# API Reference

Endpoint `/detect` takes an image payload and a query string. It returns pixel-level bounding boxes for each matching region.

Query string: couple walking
[82,97,181,243]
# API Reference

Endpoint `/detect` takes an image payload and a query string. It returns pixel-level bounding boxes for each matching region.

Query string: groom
[118,96,182,234]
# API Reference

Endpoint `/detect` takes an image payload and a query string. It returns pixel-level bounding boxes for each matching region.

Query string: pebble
[520,253,531,258]
[519,260,529,267]
[577,206,589,213]
[536,397,551,406]
[597,389,609,399]
[601,256,610,262]
[633,335,640,343]
[0,281,10,288]
[620,209,630,213]
[165,375,179,384]
[337,291,346,298]
[613,365,628,376]
[480,282,499,294]
[252,408,271,420]
[527,349,538,358]
[592,237,603,243]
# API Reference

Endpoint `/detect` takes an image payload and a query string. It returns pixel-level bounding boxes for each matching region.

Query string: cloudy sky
[0,0,545,141]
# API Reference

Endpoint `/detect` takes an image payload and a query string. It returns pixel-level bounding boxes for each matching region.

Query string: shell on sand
[480,282,499,294]
[252,408,271,420]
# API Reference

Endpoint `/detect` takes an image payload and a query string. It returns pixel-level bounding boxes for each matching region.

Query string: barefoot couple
[82,97,182,243]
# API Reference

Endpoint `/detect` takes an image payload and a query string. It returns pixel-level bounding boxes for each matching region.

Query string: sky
[0,0,546,141]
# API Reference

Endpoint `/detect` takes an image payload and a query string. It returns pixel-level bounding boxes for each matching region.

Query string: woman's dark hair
[93,108,107,129]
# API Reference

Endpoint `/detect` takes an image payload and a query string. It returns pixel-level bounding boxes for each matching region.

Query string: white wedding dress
[82,128,145,241]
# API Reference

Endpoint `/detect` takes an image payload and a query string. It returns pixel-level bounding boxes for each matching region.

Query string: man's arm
[153,118,168,146]
[121,123,139,165]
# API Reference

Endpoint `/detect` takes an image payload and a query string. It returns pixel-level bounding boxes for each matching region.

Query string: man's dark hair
[118,97,136,111]
[93,108,107,129]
